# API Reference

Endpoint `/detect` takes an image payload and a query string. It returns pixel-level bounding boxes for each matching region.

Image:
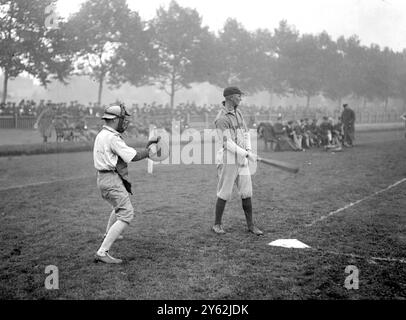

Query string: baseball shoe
[248,226,264,236]
[212,224,226,234]
[94,252,123,264]
[103,233,124,240]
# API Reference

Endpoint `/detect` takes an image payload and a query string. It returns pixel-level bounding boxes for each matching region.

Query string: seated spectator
[293,120,304,150]
[271,116,300,151]
[319,116,333,147]
[300,119,310,149]
[286,121,303,151]
[332,117,343,144]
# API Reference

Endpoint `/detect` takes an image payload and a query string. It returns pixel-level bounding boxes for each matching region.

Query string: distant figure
[401,112,406,138]
[331,117,343,150]
[34,105,56,143]
[319,116,333,147]
[272,116,300,151]
[300,119,310,149]
[257,122,276,151]
[53,115,69,142]
[341,103,355,147]
[248,114,257,129]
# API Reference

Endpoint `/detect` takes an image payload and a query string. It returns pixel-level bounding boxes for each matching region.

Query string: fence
[0,111,403,130]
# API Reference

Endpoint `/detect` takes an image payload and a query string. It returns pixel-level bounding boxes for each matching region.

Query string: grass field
[0,130,405,300]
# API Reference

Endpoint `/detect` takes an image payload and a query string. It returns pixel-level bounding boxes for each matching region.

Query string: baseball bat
[257,157,299,174]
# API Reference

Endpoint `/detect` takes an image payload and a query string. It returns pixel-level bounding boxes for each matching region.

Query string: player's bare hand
[246,151,258,162]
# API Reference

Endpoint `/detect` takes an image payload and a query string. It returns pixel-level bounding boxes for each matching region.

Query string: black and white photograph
[0,0,405,307]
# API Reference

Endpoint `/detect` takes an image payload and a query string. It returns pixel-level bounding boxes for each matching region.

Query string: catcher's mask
[116,104,128,133]
[102,104,131,133]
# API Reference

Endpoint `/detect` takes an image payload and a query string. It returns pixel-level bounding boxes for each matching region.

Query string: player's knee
[240,191,253,199]
[217,191,232,201]
[115,200,135,224]
[117,209,134,224]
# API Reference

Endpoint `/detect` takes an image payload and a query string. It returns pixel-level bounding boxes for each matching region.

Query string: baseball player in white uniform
[93,104,159,264]
[212,87,263,236]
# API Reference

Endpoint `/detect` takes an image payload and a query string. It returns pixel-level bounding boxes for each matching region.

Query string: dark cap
[223,86,244,97]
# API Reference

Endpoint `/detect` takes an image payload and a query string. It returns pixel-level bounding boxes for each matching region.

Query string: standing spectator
[341,103,356,147]
[34,104,56,143]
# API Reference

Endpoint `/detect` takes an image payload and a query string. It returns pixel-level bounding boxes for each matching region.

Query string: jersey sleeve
[214,117,230,132]
[110,135,137,163]
[215,117,248,157]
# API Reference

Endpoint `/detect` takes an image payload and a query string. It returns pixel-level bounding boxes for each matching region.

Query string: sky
[56,0,406,52]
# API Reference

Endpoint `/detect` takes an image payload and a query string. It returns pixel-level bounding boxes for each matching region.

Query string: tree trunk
[306,95,311,108]
[2,69,8,104]
[338,97,342,109]
[97,72,105,107]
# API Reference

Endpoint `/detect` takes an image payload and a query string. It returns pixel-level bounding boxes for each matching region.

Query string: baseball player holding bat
[93,104,159,264]
[212,87,263,236]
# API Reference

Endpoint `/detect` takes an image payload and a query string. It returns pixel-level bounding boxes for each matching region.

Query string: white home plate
[268,239,310,249]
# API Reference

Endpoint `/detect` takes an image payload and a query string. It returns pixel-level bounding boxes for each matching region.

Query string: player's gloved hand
[146,136,161,148]
[246,151,258,162]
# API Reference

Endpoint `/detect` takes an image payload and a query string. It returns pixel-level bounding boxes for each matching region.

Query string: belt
[98,169,116,173]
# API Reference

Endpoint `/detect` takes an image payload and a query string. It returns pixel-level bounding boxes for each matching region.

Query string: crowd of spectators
[0,100,101,117]
[257,116,345,152]
[0,99,343,139]
[0,99,329,119]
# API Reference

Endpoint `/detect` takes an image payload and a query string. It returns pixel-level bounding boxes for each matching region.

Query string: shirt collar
[102,125,121,136]
[221,101,237,115]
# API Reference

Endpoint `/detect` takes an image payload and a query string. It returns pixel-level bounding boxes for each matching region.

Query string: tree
[287,33,324,108]
[339,36,371,107]
[67,0,144,106]
[321,34,353,108]
[149,0,212,109]
[105,11,153,91]
[271,20,300,100]
[394,50,406,110]
[0,0,72,103]
[211,18,258,92]
[252,28,289,107]
[363,45,397,109]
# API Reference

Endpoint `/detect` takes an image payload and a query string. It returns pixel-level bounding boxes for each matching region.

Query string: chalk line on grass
[306,177,406,227]
[267,177,406,265]
[310,248,406,264]
[266,239,406,264]
[0,166,160,192]
[0,175,92,192]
